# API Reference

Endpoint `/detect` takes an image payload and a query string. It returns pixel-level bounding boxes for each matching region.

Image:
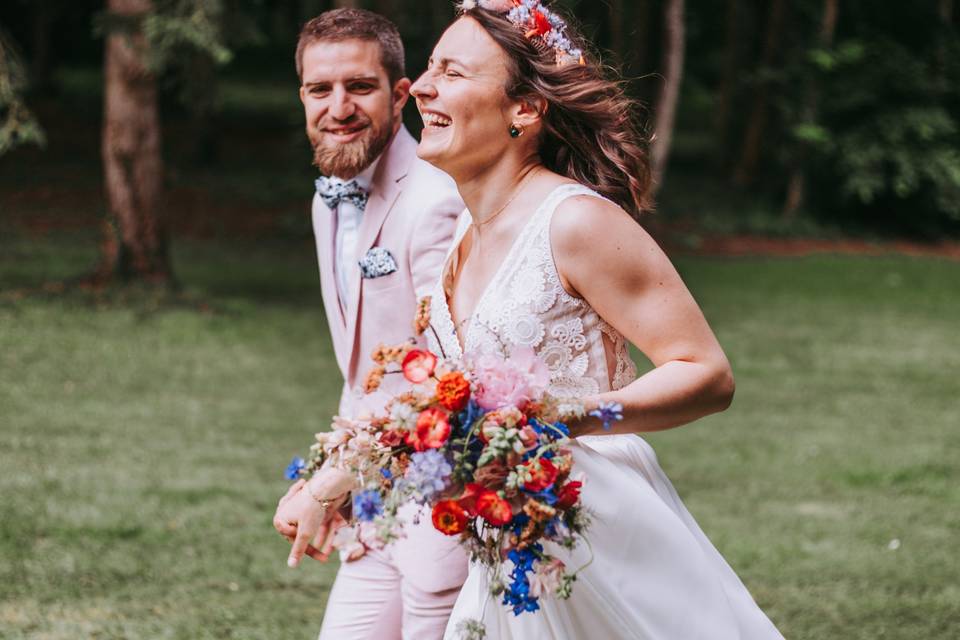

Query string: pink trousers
[318,508,468,640]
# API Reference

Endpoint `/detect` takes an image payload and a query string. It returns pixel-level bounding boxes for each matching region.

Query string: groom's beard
[311,115,393,180]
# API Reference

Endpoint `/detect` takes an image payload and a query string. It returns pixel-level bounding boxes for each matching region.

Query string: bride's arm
[551,196,735,437]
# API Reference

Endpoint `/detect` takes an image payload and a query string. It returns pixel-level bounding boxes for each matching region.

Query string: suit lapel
[344,126,417,373]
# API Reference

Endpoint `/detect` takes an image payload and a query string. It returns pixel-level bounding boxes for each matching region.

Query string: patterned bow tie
[315,176,369,211]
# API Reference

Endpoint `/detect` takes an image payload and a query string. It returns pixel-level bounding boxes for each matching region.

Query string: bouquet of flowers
[286,297,622,627]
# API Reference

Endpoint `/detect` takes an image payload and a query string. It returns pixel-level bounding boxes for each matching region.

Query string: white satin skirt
[443,434,785,640]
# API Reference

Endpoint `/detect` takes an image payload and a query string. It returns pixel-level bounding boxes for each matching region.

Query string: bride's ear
[509,96,548,130]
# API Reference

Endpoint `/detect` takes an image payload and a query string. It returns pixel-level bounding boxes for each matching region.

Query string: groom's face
[300,38,410,179]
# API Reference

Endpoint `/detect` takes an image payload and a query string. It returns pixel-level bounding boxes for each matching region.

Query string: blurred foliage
[1,0,959,237]
[743,1,960,235]
[0,27,45,155]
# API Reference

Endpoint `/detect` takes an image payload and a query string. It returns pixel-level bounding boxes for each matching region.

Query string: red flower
[457,482,486,517]
[476,490,513,526]
[432,500,468,535]
[402,349,438,383]
[555,480,582,509]
[436,371,471,412]
[521,457,559,492]
[405,407,450,451]
[526,10,552,38]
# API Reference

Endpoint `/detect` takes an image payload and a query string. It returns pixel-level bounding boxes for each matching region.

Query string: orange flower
[402,349,437,383]
[405,407,451,451]
[436,371,471,411]
[476,490,513,526]
[431,500,468,535]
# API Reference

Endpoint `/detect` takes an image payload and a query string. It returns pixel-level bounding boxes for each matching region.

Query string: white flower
[529,558,565,598]
[389,402,417,431]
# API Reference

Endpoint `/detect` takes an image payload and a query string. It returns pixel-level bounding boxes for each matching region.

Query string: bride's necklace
[474,166,540,229]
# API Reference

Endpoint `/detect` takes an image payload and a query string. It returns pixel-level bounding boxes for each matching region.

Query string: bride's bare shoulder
[550,191,653,259]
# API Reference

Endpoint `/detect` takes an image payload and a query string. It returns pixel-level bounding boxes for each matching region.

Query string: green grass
[2,240,958,638]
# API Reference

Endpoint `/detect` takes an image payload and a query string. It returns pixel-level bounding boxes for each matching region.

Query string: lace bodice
[428,184,637,397]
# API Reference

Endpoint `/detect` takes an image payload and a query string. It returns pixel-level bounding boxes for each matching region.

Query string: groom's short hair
[296,9,406,85]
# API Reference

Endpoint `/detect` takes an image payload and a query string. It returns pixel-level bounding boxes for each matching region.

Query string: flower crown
[459,0,585,66]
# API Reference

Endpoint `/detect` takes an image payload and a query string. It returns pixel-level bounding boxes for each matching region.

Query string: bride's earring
[508,123,525,138]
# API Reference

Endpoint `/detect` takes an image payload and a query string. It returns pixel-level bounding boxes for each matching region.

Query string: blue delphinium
[284,456,305,480]
[589,401,624,431]
[402,449,452,501]
[457,399,484,438]
[353,489,383,521]
[503,544,542,615]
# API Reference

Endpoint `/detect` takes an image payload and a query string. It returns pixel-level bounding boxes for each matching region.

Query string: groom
[279,8,467,640]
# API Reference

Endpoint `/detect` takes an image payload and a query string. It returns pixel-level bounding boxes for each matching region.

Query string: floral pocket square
[359,247,398,279]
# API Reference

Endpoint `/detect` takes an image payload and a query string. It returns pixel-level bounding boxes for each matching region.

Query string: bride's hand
[273,467,355,567]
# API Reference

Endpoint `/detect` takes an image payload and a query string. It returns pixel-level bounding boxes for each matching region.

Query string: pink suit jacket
[311,126,464,419]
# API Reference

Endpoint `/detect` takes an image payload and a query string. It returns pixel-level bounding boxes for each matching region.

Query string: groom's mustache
[318,115,372,136]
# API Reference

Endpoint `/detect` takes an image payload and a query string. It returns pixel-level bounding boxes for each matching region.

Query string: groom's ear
[392,77,412,116]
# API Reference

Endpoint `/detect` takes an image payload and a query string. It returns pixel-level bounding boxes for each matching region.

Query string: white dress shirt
[332,157,380,314]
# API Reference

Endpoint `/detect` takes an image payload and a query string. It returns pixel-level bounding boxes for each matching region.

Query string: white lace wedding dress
[429,184,785,640]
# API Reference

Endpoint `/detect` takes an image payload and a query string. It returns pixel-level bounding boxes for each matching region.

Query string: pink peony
[470,347,550,411]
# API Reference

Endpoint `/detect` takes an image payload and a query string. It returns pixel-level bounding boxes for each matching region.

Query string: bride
[409,2,786,638]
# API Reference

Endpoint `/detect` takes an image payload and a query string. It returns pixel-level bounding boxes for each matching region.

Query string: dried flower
[363,365,386,393]
[413,296,432,335]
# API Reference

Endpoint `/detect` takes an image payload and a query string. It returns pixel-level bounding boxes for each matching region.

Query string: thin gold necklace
[474,166,540,228]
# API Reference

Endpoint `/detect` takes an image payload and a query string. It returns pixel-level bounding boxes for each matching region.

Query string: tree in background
[95,0,232,286]
[0,27,45,155]
[782,0,837,219]
[651,0,685,193]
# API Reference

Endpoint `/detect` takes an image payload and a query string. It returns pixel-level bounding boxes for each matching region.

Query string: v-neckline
[440,185,567,354]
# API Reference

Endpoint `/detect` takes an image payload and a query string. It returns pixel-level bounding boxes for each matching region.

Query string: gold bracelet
[305,481,336,509]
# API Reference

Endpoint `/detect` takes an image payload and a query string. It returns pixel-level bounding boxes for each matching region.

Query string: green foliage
[835,106,960,219]
[810,30,960,232]
[0,28,45,156]
[145,0,234,69]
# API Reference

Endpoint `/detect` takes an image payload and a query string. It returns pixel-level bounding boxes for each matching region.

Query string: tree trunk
[714,0,741,161]
[783,0,838,219]
[96,0,170,285]
[651,0,685,193]
[732,0,786,187]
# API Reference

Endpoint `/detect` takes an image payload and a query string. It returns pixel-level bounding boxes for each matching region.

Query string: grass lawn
[2,236,958,640]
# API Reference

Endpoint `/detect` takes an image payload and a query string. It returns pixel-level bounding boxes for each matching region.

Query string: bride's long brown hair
[460,6,653,219]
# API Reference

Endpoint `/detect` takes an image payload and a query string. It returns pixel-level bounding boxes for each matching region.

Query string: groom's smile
[299,38,410,179]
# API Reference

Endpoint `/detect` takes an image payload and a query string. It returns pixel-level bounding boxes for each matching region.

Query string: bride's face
[411,17,517,176]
